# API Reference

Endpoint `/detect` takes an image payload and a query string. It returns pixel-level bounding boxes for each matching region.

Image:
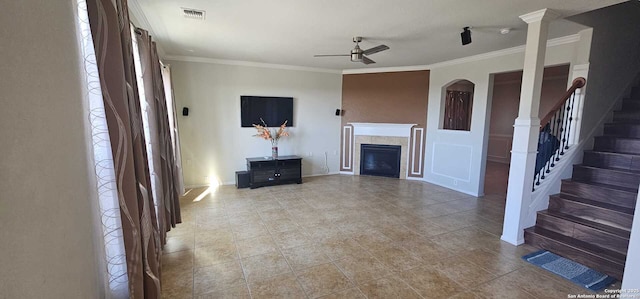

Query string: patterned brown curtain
[135,28,181,245]
[443,90,473,131]
[153,45,183,237]
[86,0,163,297]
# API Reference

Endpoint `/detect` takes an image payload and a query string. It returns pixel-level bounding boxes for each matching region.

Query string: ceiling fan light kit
[314,36,389,65]
[351,37,363,62]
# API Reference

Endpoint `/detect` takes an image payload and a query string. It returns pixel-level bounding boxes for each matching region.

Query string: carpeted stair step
[583,150,640,171]
[593,136,640,155]
[604,123,640,138]
[524,227,625,280]
[560,179,638,209]
[572,164,640,189]
[535,210,630,255]
[548,193,634,229]
[613,110,640,123]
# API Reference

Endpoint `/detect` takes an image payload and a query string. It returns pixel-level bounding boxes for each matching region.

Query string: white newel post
[502,8,560,245]
[568,64,590,146]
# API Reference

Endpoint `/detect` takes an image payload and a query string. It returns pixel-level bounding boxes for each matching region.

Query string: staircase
[525,85,640,280]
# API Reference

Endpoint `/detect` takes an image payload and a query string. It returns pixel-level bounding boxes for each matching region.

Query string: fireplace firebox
[360,144,401,178]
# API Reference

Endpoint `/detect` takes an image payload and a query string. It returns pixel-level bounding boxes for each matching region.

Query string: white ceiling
[129,0,626,71]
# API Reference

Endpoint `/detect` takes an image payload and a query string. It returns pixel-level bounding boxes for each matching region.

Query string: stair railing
[533,77,586,190]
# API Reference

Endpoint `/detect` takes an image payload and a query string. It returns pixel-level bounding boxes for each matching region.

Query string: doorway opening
[484,64,570,196]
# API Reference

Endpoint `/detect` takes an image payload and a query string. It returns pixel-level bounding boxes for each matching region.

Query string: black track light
[461,27,472,45]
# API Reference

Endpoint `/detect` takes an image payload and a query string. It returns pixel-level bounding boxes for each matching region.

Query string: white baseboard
[501,234,525,246]
[423,177,480,197]
[303,172,340,178]
[406,176,424,181]
[339,171,354,175]
[184,184,210,189]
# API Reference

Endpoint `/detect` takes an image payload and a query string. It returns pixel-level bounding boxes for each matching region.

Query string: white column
[501,8,560,245]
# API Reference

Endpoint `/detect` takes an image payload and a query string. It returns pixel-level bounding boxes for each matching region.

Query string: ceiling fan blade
[362,56,376,65]
[313,54,350,57]
[363,45,389,56]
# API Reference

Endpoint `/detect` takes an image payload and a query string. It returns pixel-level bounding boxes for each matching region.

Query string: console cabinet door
[279,167,300,180]
[252,169,276,183]
[277,159,301,180]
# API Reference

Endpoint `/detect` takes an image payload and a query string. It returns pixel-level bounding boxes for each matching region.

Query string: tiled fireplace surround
[347,123,418,180]
[354,136,409,179]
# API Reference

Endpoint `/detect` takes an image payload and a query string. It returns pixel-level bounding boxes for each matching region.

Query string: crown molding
[572,63,590,72]
[128,0,152,33]
[128,0,169,57]
[494,74,571,86]
[342,33,580,75]
[519,8,561,24]
[342,65,433,75]
[547,33,581,46]
[163,55,342,74]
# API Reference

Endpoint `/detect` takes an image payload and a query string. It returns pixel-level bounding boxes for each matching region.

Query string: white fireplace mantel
[348,122,417,137]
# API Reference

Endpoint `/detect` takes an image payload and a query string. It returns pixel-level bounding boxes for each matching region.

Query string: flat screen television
[240,96,294,127]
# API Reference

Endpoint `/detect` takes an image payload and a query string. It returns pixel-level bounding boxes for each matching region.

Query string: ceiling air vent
[182,8,205,20]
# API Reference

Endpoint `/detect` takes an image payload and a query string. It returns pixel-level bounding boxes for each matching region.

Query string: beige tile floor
[162,175,614,298]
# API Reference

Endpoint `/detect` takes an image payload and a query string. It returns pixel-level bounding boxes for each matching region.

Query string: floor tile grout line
[263,191,386,298]
[258,203,312,299]
[167,175,575,299]
[229,200,264,299]
[204,197,252,299]
[228,219,252,299]
[329,222,429,298]
[468,265,533,298]
[191,213,197,298]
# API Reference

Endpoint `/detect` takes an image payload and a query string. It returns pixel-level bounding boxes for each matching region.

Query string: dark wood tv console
[246,155,302,189]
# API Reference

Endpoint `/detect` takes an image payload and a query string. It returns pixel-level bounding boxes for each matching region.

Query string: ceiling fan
[314,37,389,65]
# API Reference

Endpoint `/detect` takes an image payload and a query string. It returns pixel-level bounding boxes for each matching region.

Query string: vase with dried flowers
[252,118,290,158]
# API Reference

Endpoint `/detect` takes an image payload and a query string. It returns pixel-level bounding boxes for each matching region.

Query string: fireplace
[345,123,421,180]
[360,144,401,178]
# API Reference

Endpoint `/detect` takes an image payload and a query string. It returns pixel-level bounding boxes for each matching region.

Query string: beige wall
[169,60,343,186]
[340,71,429,176]
[0,1,102,297]
[425,37,585,196]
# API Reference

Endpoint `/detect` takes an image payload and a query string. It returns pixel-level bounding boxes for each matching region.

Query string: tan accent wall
[340,71,430,177]
[341,71,430,126]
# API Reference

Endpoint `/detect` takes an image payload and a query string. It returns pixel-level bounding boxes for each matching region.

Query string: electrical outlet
[453,179,458,185]
[333,150,338,155]
[308,152,313,157]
